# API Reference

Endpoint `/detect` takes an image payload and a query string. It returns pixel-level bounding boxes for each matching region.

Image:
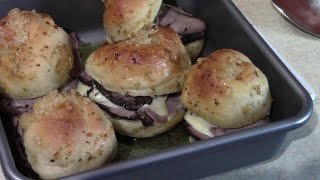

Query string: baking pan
[0,0,313,179]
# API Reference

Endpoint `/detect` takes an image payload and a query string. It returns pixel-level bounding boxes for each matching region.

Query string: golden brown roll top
[20,92,117,179]
[103,0,163,43]
[86,26,191,96]
[0,9,73,99]
[182,49,272,128]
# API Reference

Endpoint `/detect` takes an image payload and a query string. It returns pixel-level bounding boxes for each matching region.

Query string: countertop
[0,0,319,179]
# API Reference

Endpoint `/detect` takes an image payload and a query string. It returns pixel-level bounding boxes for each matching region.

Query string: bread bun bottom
[185,39,205,61]
[107,109,186,138]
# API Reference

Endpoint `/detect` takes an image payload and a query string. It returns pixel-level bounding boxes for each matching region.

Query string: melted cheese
[75,82,91,97]
[142,96,168,116]
[76,82,121,108]
[184,111,214,137]
[76,82,169,116]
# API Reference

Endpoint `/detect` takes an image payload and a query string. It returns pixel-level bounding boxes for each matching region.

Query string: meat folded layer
[76,80,183,127]
[156,3,207,60]
[157,4,206,36]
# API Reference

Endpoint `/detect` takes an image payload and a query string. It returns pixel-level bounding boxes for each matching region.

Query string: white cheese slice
[76,82,169,115]
[142,96,168,116]
[75,81,91,97]
[184,111,214,137]
[76,82,121,108]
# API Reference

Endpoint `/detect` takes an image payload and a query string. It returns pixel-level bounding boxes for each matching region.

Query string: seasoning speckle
[115,53,120,60]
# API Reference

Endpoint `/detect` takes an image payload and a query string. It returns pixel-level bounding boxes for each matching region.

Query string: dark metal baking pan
[0,0,313,179]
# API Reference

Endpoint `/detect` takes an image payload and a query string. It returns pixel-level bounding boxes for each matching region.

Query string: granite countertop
[0,0,319,179]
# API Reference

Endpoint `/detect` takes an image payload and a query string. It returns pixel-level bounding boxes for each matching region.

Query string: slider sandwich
[0,8,74,99]
[77,25,191,138]
[182,49,272,139]
[20,92,117,179]
[103,0,163,43]
[0,9,75,114]
[103,0,206,61]
[0,9,82,177]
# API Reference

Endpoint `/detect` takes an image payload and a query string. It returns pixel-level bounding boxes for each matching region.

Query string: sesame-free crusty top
[182,49,272,128]
[103,0,163,43]
[0,9,73,99]
[20,92,117,179]
[86,26,191,96]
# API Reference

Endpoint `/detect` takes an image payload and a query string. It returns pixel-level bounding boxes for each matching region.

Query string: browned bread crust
[0,9,74,99]
[86,26,191,96]
[182,49,272,128]
[103,0,163,43]
[20,92,117,179]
